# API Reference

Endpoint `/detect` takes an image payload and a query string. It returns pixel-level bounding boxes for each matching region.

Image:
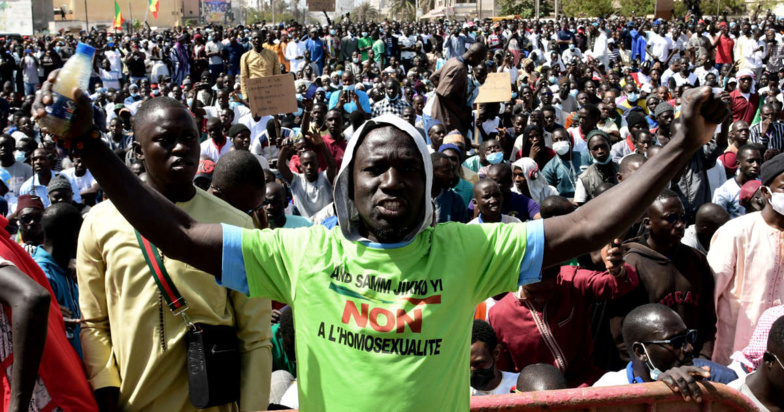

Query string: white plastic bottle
[39,42,96,137]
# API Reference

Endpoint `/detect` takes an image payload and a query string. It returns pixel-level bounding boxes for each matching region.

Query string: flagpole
[144,0,149,23]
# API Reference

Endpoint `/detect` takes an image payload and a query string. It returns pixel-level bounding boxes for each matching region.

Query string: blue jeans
[24,82,37,96]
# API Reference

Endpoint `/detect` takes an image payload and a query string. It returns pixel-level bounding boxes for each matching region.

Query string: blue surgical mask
[511,92,518,99]
[593,155,612,165]
[549,76,557,84]
[13,150,26,163]
[343,84,355,91]
[362,32,369,37]
[387,94,398,102]
[293,107,303,117]
[486,151,504,164]
[641,344,663,381]
[186,98,193,106]
[569,44,575,50]
[627,92,639,103]
[330,30,336,35]
[569,89,578,97]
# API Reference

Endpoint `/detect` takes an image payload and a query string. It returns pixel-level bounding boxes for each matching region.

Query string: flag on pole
[149,0,159,19]
[113,0,124,29]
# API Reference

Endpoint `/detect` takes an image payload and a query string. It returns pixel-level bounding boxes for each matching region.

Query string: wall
[61,0,185,29]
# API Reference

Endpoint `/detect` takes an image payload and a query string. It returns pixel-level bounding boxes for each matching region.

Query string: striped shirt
[749,121,784,151]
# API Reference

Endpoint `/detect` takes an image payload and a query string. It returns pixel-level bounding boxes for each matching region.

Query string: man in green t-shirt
[34,73,729,411]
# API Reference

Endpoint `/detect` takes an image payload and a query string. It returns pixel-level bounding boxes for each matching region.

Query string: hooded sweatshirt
[607,241,717,362]
[218,114,546,411]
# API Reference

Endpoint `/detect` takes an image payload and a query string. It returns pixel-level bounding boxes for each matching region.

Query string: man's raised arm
[541,87,729,269]
[32,71,224,278]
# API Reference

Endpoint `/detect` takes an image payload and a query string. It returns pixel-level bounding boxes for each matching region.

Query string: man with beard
[607,190,717,365]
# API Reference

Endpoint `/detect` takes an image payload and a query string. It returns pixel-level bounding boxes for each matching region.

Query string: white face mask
[767,187,784,216]
[553,140,570,155]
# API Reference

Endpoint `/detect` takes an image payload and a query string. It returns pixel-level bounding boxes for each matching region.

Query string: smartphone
[304,83,319,100]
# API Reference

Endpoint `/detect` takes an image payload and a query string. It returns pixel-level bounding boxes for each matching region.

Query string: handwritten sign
[307,0,336,12]
[247,75,298,117]
[475,72,512,104]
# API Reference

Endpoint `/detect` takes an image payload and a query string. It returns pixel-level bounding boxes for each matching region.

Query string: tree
[389,0,416,20]
[352,2,380,22]
[498,0,552,18]
[617,0,654,17]
[561,0,613,17]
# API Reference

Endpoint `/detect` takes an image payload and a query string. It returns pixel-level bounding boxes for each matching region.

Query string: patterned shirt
[749,121,784,151]
[239,48,282,98]
[371,98,412,117]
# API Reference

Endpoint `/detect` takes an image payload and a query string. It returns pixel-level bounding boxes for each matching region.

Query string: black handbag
[135,230,241,409]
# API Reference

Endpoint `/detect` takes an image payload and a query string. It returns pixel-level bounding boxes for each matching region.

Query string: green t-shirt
[372,39,385,66]
[220,220,544,411]
[271,323,297,375]
[358,36,373,61]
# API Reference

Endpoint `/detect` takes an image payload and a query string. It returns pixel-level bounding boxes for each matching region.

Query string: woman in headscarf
[170,35,191,85]
[512,157,559,205]
[516,124,554,170]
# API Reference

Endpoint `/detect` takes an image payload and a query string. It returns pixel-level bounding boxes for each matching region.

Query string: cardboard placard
[307,0,336,12]
[247,75,298,117]
[475,72,512,104]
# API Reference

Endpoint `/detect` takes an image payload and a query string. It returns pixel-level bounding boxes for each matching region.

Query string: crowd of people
[1,6,784,412]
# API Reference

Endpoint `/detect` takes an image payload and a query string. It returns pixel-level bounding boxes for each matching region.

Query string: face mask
[767,187,784,216]
[569,44,575,50]
[470,364,496,390]
[13,150,26,163]
[553,141,570,155]
[511,92,518,99]
[330,30,336,35]
[343,84,355,91]
[293,107,303,117]
[353,57,359,63]
[131,92,139,98]
[569,89,578,97]
[386,93,398,102]
[186,98,193,106]
[549,76,557,84]
[593,155,612,165]
[627,92,639,103]
[229,101,242,109]
[641,344,663,381]
[486,151,504,164]
[362,32,369,37]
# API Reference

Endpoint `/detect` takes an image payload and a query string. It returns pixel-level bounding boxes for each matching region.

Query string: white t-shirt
[60,168,97,194]
[567,127,589,153]
[728,373,770,412]
[592,369,628,387]
[200,138,234,162]
[205,41,224,65]
[100,69,121,90]
[648,34,672,62]
[470,371,519,396]
[468,215,522,224]
[288,170,333,219]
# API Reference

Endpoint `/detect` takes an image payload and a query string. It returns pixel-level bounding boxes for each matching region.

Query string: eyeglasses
[246,200,268,216]
[642,329,697,349]
[663,213,686,224]
[768,351,784,370]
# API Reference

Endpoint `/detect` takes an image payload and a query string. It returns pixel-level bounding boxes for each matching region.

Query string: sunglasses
[663,213,685,224]
[643,329,697,349]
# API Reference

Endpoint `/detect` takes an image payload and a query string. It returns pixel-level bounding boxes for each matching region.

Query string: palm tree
[388,0,416,20]
[352,1,380,22]
[419,0,434,13]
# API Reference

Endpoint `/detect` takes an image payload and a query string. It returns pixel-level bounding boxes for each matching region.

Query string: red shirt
[322,134,347,170]
[0,215,98,412]
[730,89,760,125]
[715,35,734,65]
[489,264,638,388]
[288,150,329,174]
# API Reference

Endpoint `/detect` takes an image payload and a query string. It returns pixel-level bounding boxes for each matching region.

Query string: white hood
[333,114,434,243]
